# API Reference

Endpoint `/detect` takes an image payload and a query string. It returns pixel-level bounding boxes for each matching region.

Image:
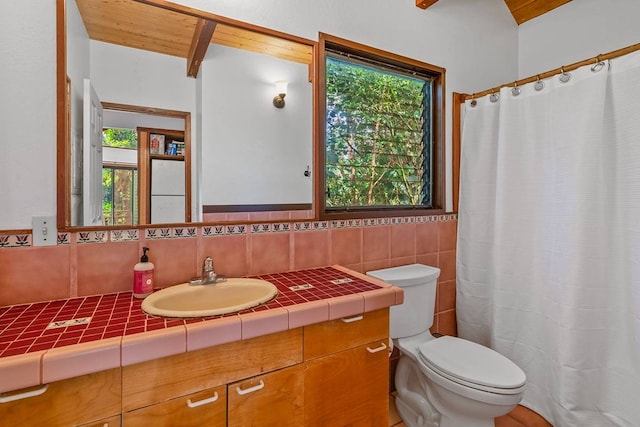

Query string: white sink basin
[141,278,278,318]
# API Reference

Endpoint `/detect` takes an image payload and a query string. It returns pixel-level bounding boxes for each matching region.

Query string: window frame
[101,163,139,226]
[316,33,446,220]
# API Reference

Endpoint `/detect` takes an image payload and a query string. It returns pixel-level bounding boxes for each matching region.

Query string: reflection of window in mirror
[101,128,138,226]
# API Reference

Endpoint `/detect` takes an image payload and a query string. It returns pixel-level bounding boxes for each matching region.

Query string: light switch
[32,216,57,246]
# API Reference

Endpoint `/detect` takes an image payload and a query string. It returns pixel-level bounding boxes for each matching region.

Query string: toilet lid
[418,336,526,390]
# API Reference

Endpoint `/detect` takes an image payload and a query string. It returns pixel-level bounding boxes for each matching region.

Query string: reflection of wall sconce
[273,80,288,108]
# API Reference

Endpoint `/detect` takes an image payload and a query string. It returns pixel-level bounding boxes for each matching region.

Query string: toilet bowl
[367,264,526,427]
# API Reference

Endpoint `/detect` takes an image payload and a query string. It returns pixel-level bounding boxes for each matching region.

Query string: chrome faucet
[190,256,226,285]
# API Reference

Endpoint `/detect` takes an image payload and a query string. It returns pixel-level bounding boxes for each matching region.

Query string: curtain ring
[489,91,499,103]
[559,66,571,83]
[470,93,477,107]
[591,55,606,72]
[534,75,544,91]
[511,81,521,96]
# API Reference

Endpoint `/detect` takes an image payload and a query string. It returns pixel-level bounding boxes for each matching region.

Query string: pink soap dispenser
[133,247,154,299]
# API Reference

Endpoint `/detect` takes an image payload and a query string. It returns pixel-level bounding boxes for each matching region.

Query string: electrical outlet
[32,216,57,246]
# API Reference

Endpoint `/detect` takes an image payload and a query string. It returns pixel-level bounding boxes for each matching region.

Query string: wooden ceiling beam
[416,0,438,10]
[187,18,217,78]
[505,0,572,25]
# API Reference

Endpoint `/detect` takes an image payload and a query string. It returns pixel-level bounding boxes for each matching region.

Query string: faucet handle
[203,256,214,272]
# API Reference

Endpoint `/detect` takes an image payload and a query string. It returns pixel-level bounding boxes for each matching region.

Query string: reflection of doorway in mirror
[70,129,83,227]
[82,79,104,227]
[101,106,189,226]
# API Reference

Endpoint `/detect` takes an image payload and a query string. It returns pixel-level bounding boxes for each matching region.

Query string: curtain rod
[464,41,640,101]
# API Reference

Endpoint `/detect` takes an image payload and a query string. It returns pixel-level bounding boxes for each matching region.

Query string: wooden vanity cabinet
[1,308,391,426]
[303,308,390,427]
[0,368,121,427]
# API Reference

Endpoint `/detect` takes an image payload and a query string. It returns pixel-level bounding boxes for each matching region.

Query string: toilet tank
[367,264,440,339]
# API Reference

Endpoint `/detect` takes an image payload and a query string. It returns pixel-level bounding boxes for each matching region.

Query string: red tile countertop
[0,266,402,393]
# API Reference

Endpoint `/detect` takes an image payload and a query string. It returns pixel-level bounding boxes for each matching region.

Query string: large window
[319,34,445,219]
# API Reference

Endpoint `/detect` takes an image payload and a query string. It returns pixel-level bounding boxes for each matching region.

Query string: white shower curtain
[457,51,640,426]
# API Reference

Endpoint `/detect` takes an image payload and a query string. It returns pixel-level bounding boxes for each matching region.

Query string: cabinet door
[228,364,304,427]
[123,386,226,427]
[304,341,389,427]
[0,368,121,427]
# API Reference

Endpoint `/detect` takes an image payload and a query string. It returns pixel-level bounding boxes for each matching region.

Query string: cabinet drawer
[228,364,304,427]
[77,414,122,427]
[123,328,302,411]
[0,368,121,427]
[303,308,389,360]
[123,385,226,427]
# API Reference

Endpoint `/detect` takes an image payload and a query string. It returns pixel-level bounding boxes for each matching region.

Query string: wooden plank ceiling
[75,0,313,77]
[417,0,572,25]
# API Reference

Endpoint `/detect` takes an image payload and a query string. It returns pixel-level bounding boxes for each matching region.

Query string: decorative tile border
[109,229,139,242]
[294,221,329,232]
[57,233,71,245]
[77,231,108,244]
[202,224,247,237]
[0,233,31,248]
[144,228,173,240]
[202,225,225,237]
[416,215,439,223]
[251,223,291,234]
[391,217,416,225]
[331,219,362,229]
[172,227,197,238]
[0,214,458,248]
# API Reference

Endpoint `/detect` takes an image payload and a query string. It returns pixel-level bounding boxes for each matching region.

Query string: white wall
[103,147,137,166]
[0,0,518,229]
[518,0,640,78]
[102,110,185,132]
[90,41,196,113]
[200,45,313,205]
[0,0,57,229]
[66,0,90,146]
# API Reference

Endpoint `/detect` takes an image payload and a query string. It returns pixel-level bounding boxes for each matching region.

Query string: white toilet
[367,264,526,427]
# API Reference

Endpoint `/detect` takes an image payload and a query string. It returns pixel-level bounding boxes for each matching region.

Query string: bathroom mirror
[57,0,316,229]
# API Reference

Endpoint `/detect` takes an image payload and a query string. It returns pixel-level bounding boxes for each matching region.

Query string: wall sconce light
[273,80,288,108]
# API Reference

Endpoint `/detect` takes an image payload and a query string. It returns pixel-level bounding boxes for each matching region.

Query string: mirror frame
[56,0,318,231]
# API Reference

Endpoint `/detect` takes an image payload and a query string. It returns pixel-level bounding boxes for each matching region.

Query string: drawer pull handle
[366,343,387,353]
[187,392,219,408]
[236,380,265,395]
[0,384,48,403]
[341,315,363,323]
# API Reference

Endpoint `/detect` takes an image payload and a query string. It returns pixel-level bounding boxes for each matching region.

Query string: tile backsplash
[0,215,457,336]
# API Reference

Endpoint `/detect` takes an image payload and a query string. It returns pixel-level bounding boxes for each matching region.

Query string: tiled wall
[0,215,457,336]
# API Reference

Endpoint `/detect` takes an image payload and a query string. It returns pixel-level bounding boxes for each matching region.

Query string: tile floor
[388,393,552,427]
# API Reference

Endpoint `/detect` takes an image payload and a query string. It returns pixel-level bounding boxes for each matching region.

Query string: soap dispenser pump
[133,247,154,299]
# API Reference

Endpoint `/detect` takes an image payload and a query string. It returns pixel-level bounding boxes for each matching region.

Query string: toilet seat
[417,336,526,395]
